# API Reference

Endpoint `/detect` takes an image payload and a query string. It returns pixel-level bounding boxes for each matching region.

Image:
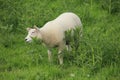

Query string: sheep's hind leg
[48,49,52,62]
[58,50,63,65]
[66,45,72,51]
[58,41,66,65]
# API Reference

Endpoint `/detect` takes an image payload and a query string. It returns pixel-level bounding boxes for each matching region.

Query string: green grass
[0,0,120,80]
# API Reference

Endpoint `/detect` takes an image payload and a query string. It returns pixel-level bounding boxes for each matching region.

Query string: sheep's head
[25,25,41,42]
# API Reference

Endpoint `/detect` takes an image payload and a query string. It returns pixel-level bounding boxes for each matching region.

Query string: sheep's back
[54,12,82,31]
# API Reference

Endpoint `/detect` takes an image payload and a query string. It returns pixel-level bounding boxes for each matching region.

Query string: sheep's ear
[34,25,37,27]
[34,25,39,31]
[26,28,31,31]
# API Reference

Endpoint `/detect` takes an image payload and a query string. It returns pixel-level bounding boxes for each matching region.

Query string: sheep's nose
[25,38,27,41]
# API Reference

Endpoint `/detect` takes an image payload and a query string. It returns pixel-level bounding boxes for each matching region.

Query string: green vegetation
[0,0,120,80]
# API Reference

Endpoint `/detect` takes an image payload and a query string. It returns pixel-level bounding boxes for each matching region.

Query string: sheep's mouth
[25,38,32,43]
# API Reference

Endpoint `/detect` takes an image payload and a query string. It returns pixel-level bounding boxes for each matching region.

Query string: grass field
[0,0,120,80]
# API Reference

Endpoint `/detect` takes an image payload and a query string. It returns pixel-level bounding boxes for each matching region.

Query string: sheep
[25,12,82,65]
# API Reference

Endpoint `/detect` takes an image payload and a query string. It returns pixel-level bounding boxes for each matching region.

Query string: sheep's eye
[32,32,35,33]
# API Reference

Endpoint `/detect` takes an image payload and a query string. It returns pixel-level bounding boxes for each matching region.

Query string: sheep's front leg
[58,50,63,65]
[48,49,52,62]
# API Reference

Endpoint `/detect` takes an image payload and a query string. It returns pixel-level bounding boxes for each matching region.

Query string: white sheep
[25,12,82,65]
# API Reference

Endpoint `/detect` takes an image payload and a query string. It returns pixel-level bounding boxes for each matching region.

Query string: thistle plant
[65,27,82,51]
